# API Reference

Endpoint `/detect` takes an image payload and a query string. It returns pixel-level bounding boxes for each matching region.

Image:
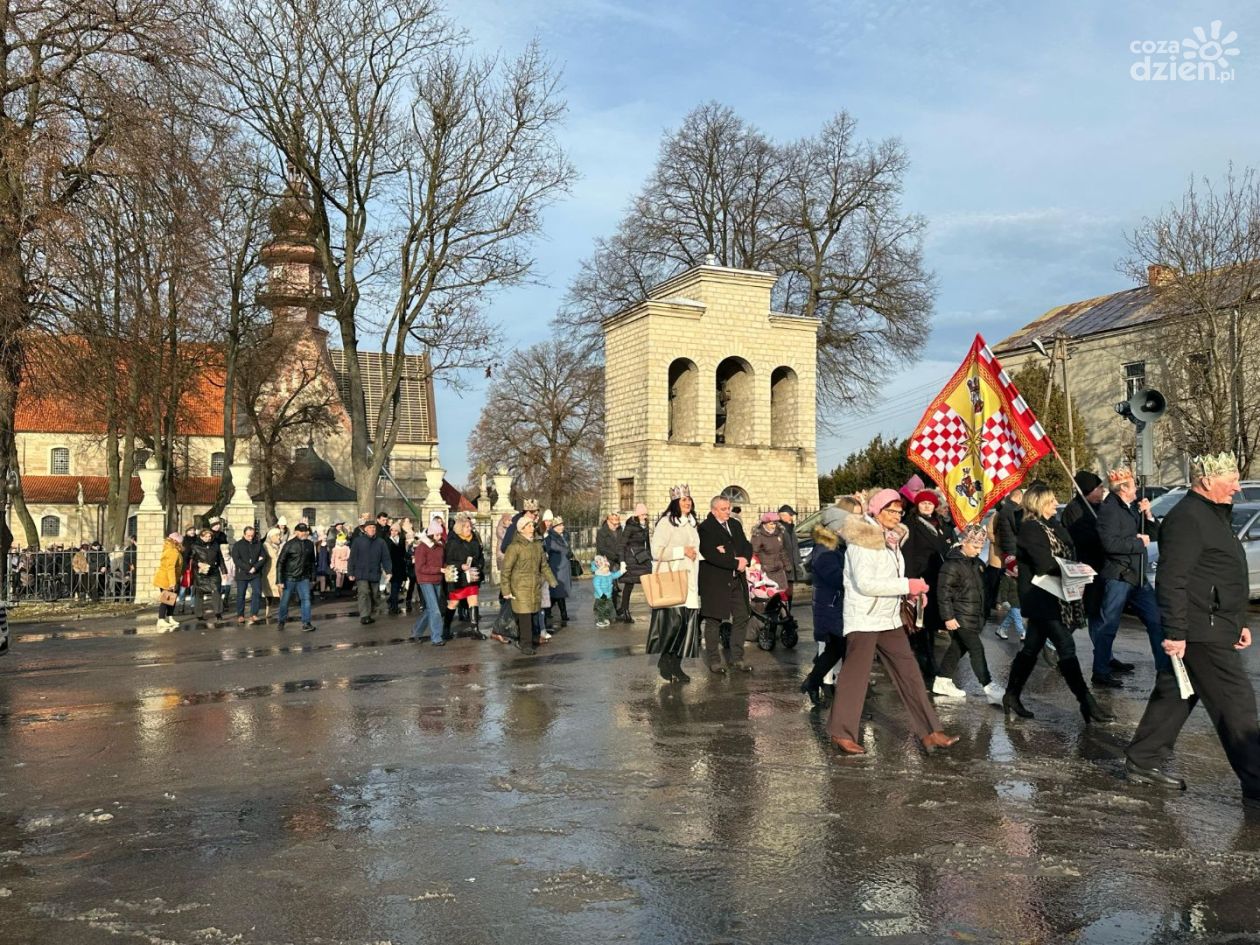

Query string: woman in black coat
[903,490,949,686]
[800,522,847,706]
[1002,482,1113,724]
[595,512,624,613]
[617,504,652,623]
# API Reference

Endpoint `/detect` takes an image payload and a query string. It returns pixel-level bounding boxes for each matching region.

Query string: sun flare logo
[1130,20,1240,83]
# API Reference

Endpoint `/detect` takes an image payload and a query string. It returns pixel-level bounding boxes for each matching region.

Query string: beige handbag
[641,561,687,608]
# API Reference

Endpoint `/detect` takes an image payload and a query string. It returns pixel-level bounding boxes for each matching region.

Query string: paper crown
[669,483,691,500]
[1190,451,1239,478]
[1107,467,1135,485]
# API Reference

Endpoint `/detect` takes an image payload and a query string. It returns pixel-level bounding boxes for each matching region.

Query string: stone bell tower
[601,262,821,516]
[257,164,336,329]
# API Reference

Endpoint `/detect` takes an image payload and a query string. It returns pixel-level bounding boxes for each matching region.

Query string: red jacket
[413,537,445,584]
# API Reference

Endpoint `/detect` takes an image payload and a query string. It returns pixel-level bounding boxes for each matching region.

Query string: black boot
[1003,650,1038,719]
[558,598,568,627]
[441,607,455,641]
[470,606,487,640]
[658,652,677,682]
[1059,656,1115,723]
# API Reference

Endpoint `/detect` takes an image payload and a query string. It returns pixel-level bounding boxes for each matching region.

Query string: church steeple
[257,163,334,328]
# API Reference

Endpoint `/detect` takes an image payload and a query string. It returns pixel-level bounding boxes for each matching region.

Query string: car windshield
[1149,491,1186,519]
[1232,508,1258,532]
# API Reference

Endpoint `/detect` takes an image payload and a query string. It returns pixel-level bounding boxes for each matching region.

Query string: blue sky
[430,0,1260,485]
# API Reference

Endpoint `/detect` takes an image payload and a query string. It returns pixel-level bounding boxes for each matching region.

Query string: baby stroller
[746,559,799,652]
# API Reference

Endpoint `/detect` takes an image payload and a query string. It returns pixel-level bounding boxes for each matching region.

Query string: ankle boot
[1058,656,1115,723]
[658,652,677,682]
[1003,650,1038,719]
[441,607,455,641]
[470,606,486,640]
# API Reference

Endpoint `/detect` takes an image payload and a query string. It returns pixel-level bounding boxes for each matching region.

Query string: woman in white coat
[825,488,959,755]
[646,487,702,683]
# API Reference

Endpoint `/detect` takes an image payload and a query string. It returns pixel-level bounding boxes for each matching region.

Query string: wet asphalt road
[2,587,1260,945]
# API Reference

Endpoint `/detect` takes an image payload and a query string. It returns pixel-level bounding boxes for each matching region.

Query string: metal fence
[4,550,137,604]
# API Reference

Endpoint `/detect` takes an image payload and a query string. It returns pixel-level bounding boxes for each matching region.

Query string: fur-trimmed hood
[841,514,907,551]
[811,524,839,550]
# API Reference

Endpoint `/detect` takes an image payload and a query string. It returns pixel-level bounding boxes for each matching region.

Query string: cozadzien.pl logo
[1130,20,1240,83]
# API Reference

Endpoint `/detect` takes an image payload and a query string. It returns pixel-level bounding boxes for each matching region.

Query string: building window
[667,358,699,442]
[301,507,317,524]
[720,485,750,512]
[618,478,634,511]
[40,514,60,537]
[1186,351,1212,392]
[715,356,755,446]
[1123,361,1146,400]
[210,452,226,476]
[50,447,70,475]
[770,366,799,447]
[131,449,151,472]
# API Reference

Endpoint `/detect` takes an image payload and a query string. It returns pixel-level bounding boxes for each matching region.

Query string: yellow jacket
[154,538,184,590]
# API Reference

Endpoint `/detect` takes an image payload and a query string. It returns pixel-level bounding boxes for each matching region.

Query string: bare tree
[0,0,187,554]
[1122,165,1260,476]
[235,319,342,525]
[555,103,935,409]
[467,340,603,517]
[202,0,574,513]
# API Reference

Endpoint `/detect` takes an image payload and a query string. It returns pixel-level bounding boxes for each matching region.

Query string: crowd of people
[5,541,138,603]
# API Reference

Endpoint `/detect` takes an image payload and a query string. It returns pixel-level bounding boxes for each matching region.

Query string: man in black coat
[275,522,318,632]
[1093,467,1164,688]
[230,525,268,624]
[994,488,1024,560]
[348,520,391,624]
[1061,471,1109,661]
[778,505,804,583]
[1125,453,1259,803]
[697,495,753,673]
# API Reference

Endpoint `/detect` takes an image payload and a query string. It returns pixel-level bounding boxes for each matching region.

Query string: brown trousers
[827,627,942,742]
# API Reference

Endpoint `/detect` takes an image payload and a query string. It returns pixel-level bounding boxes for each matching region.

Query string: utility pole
[1057,336,1078,472]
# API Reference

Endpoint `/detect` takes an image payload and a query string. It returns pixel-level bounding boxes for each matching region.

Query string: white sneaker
[983,682,1006,706]
[541,630,552,640]
[932,676,967,699]
[995,625,1009,640]
[164,617,180,630]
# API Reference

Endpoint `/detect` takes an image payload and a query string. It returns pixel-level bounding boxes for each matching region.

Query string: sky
[424,0,1260,485]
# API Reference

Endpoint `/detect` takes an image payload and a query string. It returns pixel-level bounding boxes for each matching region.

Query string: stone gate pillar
[492,466,514,515]
[224,460,258,540]
[132,457,168,605]
[421,460,447,526]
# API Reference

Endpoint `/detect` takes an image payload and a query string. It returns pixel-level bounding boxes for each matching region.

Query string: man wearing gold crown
[1124,452,1260,805]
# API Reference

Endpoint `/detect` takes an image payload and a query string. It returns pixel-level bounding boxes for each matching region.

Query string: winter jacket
[809,525,845,642]
[937,548,987,634]
[590,565,625,598]
[275,537,317,583]
[385,534,408,578]
[1098,491,1159,587]
[188,538,226,582]
[620,517,652,585]
[751,523,792,592]
[330,543,350,574]
[650,513,701,610]
[348,533,391,582]
[154,538,184,590]
[1016,515,1076,622]
[596,522,625,569]
[412,536,445,585]
[1060,496,1104,571]
[697,513,753,621]
[262,537,284,596]
[995,498,1023,558]
[543,529,574,599]
[779,519,804,582]
[1157,489,1250,644]
[840,515,911,635]
[230,537,268,579]
[445,531,486,588]
[500,532,556,614]
[903,511,948,631]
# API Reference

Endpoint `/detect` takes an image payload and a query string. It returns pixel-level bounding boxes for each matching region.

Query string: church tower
[601,263,821,516]
[257,166,335,329]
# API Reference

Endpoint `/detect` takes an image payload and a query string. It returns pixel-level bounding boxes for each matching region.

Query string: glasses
[880,507,904,516]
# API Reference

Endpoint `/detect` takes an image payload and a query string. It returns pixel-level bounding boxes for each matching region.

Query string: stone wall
[602,264,821,515]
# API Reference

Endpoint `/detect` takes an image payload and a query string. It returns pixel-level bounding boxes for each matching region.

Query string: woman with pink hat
[826,488,959,755]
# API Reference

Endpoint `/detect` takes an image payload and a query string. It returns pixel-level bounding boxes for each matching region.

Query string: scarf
[1035,518,1085,627]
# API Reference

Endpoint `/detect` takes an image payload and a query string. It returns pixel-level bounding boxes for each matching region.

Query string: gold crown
[669,483,691,500]
[1107,467,1135,485]
[1190,451,1239,478]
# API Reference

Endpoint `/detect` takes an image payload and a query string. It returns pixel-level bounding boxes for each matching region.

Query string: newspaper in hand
[1030,557,1097,601]
[1171,654,1195,699]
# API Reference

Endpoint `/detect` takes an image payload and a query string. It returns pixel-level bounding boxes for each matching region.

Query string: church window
[50,447,70,475]
[770,366,799,447]
[210,452,226,476]
[618,478,635,511]
[715,357,755,446]
[720,485,750,507]
[667,358,698,442]
[40,514,60,537]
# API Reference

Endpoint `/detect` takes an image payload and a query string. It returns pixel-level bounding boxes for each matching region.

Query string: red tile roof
[15,336,226,436]
[20,476,222,506]
[441,480,476,513]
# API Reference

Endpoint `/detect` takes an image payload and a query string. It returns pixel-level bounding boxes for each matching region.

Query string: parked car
[1146,501,1260,599]
[1149,482,1260,522]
